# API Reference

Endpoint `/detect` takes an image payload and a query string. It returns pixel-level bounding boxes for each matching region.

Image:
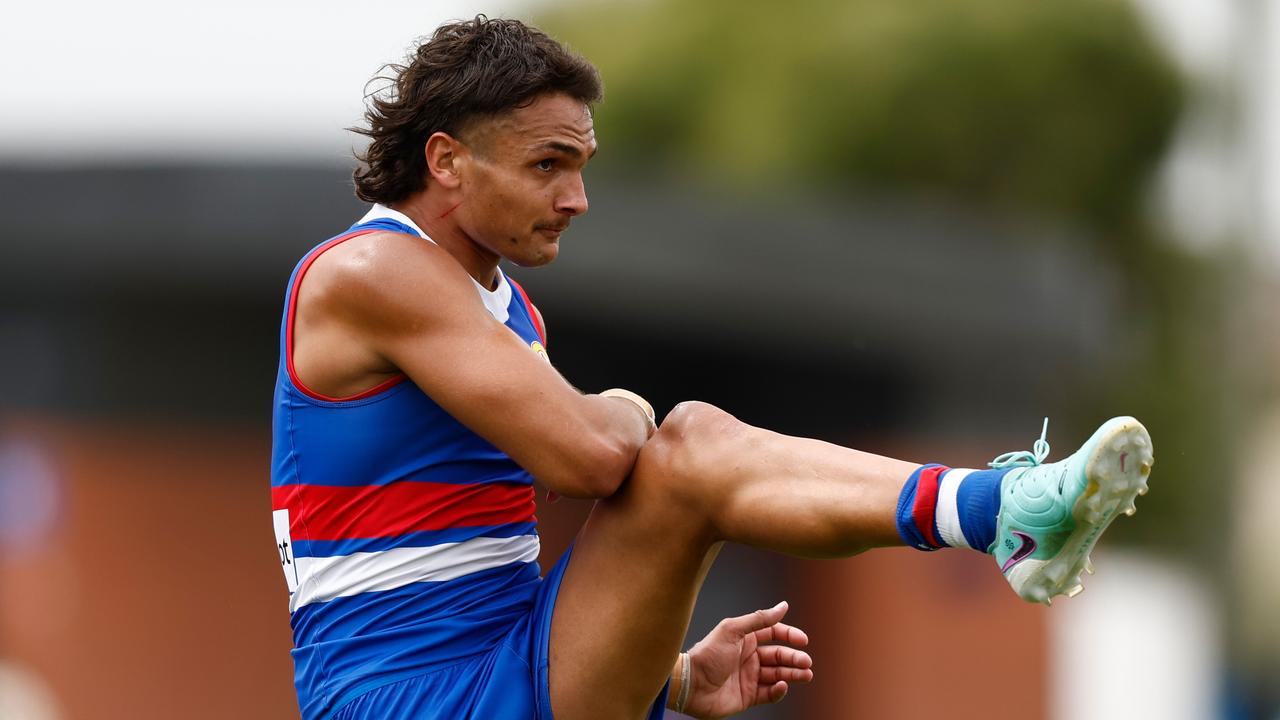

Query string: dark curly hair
[351,16,603,205]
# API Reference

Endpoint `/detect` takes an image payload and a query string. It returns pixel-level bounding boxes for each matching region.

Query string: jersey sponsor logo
[273,509,300,593]
[530,341,549,362]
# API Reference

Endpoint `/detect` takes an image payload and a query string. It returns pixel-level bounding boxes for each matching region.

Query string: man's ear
[424,132,464,189]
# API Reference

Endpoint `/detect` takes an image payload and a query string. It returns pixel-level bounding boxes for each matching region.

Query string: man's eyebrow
[535,141,597,159]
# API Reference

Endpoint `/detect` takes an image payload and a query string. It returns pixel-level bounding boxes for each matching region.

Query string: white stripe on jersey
[290,533,540,612]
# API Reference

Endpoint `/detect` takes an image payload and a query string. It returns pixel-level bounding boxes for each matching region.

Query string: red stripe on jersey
[508,278,546,346]
[272,481,537,541]
[911,465,949,549]
[285,228,408,402]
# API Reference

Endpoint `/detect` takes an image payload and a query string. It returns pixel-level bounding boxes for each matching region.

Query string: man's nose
[555,173,588,216]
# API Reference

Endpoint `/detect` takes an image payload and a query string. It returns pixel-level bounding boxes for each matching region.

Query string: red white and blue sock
[895,464,1007,553]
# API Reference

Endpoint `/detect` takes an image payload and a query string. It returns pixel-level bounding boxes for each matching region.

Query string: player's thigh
[547,406,729,719]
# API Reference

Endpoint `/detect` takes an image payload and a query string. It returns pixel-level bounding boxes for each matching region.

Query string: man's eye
[535,159,555,172]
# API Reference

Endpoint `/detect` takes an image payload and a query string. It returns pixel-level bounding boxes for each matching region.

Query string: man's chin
[539,241,560,264]
[510,242,559,268]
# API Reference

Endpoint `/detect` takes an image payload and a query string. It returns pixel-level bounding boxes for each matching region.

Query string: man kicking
[269,16,1153,720]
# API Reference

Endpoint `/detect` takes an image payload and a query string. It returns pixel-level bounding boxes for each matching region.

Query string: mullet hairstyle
[351,16,603,205]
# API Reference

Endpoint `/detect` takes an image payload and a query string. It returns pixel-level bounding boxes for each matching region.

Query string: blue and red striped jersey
[270,205,550,719]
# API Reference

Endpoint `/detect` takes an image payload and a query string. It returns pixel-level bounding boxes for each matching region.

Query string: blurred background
[1,0,1277,717]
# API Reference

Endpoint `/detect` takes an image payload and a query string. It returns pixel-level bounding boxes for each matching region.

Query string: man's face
[453,93,596,268]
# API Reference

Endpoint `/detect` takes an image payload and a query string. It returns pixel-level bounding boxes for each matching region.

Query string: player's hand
[680,601,813,719]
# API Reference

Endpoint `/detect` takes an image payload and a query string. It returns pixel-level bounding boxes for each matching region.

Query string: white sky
[0,1,533,164]
[1131,0,1236,75]
[2,0,1277,256]
[1113,0,1279,258]
[1259,3,1280,261]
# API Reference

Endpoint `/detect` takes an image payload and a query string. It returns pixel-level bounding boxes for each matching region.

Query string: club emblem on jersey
[530,341,550,362]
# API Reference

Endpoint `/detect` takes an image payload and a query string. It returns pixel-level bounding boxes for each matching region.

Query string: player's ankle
[895,465,1004,553]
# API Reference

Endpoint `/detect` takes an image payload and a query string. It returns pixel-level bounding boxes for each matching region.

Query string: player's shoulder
[311,230,461,290]
[303,230,475,325]
[312,229,437,273]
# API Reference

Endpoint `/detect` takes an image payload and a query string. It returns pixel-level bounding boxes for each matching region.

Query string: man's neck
[391,195,501,290]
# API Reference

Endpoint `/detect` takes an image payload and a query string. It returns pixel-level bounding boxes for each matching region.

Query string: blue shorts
[330,548,671,719]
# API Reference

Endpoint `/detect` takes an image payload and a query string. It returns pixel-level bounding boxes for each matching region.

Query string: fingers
[753,620,809,648]
[720,600,789,637]
[757,644,813,670]
[754,680,789,706]
[760,664,815,684]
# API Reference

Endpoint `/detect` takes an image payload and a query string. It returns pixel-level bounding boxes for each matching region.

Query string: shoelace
[989,417,1051,469]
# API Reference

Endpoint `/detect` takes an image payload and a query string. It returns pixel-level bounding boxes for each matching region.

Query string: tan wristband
[600,388,657,434]
[675,651,692,713]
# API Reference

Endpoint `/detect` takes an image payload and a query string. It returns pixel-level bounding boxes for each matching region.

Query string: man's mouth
[536,223,569,236]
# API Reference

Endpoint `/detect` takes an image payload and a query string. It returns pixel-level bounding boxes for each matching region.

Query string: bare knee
[630,401,746,504]
[657,401,742,446]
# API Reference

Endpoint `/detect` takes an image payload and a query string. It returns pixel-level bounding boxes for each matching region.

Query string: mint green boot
[992,417,1153,604]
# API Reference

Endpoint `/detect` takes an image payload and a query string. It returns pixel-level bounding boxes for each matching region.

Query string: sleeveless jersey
[270,205,550,719]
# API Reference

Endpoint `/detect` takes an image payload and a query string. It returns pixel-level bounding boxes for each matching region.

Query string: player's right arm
[298,231,653,499]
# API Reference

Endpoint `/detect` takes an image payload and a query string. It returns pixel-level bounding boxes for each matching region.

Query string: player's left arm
[668,601,814,718]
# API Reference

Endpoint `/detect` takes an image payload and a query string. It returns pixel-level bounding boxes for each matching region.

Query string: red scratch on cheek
[438,202,462,219]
